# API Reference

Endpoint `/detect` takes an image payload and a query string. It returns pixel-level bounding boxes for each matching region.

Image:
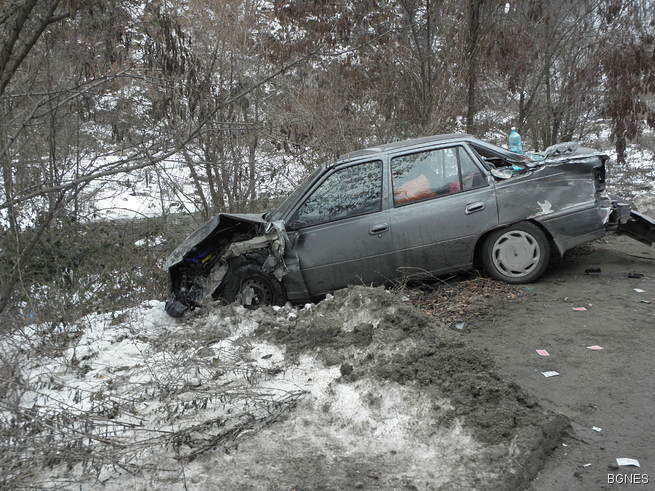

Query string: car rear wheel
[482,222,550,284]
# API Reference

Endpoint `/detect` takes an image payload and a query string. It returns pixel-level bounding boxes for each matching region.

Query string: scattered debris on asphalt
[616,458,640,467]
[584,267,601,275]
[453,321,466,331]
[592,426,602,432]
[628,273,645,278]
[536,349,550,357]
[586,345,604,351]
[573,307,588,311]
[634,288,646,293]
[542,371,560,377]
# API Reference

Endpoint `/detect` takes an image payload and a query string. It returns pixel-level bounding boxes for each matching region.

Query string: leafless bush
[0,304,304,489]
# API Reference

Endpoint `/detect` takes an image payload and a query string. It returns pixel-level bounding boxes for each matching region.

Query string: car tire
[481,222,550,284]
[165,295,188,318]
[218,261,286,308]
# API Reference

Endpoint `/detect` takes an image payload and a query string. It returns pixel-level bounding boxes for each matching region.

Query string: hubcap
[239,277,274,308]
[491,230,541,278]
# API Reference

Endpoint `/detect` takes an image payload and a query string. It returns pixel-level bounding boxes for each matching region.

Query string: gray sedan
[163,134,653,317]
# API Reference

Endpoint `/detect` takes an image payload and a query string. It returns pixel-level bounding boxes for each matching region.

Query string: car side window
[459,148,488,190]
[392,146,486,206]
[294,160,382,227]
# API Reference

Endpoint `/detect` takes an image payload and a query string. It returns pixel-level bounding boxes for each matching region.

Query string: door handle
[369,223,389,235]
[465,202,485,214]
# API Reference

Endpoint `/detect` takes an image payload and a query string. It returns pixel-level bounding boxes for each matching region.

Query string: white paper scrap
[583,463,592,468]
[616,458,640,467]
[592,426,602,432]
[586,345,603,351]
[634,288,646,293]
[541,371,560,378]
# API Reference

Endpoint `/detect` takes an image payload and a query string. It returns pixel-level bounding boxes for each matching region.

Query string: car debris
[616,458,640,467]
[163,133,655,317]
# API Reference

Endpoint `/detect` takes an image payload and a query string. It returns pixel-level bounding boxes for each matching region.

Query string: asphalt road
[466,235,655,491]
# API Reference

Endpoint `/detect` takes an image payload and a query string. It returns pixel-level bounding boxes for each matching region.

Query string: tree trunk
[465,0,483,133]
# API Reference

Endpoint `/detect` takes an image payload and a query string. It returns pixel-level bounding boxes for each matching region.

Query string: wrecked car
[163,133,655,317]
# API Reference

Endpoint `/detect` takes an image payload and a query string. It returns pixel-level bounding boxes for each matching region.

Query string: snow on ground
[3,289,502,489]
[605,143,655,201]
[82,150,306,222]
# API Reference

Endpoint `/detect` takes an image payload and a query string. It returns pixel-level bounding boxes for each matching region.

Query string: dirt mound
[258,287,441,360]
[12,287,567,489]
[258,286,569,488]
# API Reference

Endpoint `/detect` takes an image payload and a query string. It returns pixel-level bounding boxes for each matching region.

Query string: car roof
[337,133,476,163]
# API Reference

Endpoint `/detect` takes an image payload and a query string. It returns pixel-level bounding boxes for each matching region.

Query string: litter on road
[634,288,646,293]
[583,463,592,468]
[586,345,604,351]
[541,371,560,377]
[628,273,645,278]
[640,299,651,304]
[573,307,587,311]
[616,458,640,467]
[536,349,550,356]
[592,426,602,432]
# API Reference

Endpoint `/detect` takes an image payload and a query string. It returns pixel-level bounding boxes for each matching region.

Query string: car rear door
[387,144,498,276]
[287,159,397,295]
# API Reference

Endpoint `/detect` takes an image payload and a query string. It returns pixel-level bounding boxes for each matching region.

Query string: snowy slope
[4,289,514,490]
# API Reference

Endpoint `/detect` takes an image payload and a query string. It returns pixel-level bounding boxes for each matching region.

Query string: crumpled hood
[163,213,267,270]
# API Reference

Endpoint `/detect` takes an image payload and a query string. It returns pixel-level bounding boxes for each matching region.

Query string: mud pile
[15,287,567,490]
[258,286,569,488]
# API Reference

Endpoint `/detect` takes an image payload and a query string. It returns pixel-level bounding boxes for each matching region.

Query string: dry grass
[403,276,525,326]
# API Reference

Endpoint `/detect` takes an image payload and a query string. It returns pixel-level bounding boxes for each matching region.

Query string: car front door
[388,144,498,276]
[287,159,396,295]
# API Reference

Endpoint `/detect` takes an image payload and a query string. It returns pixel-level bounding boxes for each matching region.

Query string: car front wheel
[218,261,286,308]
[481,222,550,284]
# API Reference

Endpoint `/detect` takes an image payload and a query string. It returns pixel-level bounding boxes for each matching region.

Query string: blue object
[508,127,523,153]
[525,152,545,161]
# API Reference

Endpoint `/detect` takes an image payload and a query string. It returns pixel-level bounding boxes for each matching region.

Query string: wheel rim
[239,277,274,308]
[491,230,541,278]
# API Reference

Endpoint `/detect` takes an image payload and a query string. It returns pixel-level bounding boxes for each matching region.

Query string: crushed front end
[163,213,287,317]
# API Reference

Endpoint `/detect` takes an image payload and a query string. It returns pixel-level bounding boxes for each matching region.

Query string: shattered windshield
[267,165,325,222]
